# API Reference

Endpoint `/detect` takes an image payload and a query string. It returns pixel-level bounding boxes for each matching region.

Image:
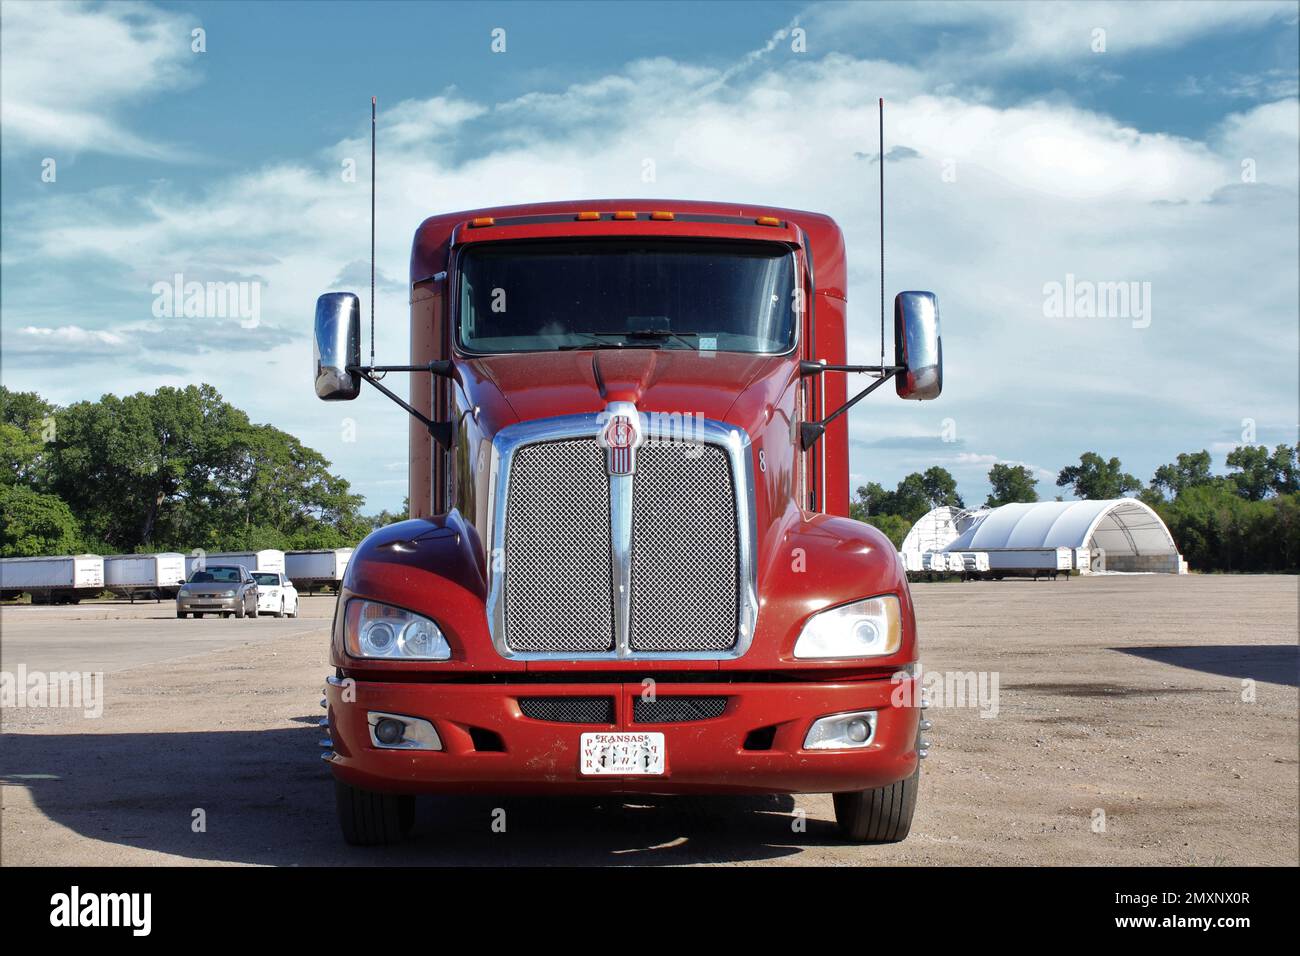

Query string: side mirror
[894,291,942,400]
[314,292,362,400]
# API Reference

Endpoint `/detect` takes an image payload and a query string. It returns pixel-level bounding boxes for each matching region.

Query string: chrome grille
[634,696,727,723]
[503,440,614,652]
[629,441,739,651]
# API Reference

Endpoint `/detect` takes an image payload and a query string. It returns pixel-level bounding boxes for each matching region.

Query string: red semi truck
[313,199,941,844]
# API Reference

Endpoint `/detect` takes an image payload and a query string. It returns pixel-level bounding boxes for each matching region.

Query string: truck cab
[313,199,941,845]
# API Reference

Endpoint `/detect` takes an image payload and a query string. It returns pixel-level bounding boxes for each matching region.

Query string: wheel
[176,611,186,619]
[833,767,919,843]
[334,779,415,846]
[290,599,299,618]
[195,612,206,619]
[274,599,284,618]
[248,599,258,619]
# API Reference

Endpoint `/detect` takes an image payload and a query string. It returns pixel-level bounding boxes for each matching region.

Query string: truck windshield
[457,239,797,354]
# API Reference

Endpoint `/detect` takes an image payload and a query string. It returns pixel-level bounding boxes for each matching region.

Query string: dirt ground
[1,574,1295,866]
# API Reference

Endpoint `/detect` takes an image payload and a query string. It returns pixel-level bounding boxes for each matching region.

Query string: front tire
[176,611,186,619]
[833,767,919,843]
[335,779,415,846]
[274,599,284,618]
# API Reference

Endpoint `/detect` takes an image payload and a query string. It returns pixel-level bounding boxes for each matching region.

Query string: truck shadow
[1112,644,1298,687]
[1,725,851,866]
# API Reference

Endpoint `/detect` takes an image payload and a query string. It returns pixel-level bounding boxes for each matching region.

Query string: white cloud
[1,2,1295,509]
[805,0,1296,68]
[0,0,198,158]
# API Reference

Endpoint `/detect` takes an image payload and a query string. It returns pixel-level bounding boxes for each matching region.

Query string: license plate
[579,732,665,775]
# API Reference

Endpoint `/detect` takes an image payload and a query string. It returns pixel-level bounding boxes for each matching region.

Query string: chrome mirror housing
[894,291,942,400]
[314,292,361,401]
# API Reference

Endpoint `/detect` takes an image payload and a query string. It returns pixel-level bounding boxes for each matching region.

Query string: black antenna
[371,94,377,369]
[878,96,885,376]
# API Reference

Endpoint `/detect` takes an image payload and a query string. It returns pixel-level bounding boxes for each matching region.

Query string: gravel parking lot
[1,575,1295,866]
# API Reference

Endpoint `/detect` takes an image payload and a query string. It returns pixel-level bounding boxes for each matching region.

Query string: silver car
[176,565,259,619]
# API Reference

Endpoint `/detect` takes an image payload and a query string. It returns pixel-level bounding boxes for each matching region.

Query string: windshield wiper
[555,330,700,351]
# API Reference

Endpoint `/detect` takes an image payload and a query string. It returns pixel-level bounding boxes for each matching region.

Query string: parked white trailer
[104,552,187,600]
[897,550,925,573]
[945,552,966,573]
[959,551,990,573]
[285,548,353,592]
[983,547,1074,578]
[924,551,949,573]
[188,549,286,578]
[1072,547,1092,575]
[0,555,104,604]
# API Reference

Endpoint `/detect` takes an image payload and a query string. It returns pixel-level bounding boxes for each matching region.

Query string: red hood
[462,349,791,425]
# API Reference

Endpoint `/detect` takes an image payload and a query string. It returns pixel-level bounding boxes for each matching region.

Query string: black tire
[274,599,284,618]
[290,601,298,618]
[223,611,232,619]
[234,601,246,619]
[833,767,919,843]
[247,600,258,620]
[176,611,186,619]
[195,612,206,619]
[335,779,415,846]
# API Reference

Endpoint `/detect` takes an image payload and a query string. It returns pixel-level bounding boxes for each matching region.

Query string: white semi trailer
[188,549,286,578]
[104,552,187,601]
[0,555,105,604]
[285,548,353,592]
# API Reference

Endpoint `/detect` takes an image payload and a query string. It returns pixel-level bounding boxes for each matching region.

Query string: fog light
[366,711,443,751]
[804,710,877,750]
[374,718,404,745]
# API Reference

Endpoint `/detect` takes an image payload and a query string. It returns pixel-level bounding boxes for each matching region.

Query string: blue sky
[2,0,1297,512]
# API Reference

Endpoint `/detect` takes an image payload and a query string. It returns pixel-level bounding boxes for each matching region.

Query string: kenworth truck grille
[500,435,741,656]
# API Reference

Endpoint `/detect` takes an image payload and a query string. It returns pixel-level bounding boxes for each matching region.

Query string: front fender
[720,509,916,676]
[330,510,526,675]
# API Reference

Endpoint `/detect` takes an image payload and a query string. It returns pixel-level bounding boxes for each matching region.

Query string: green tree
[0,485,82,556]
[985,463,1038,507]
[1268,444,1298,495]
[1056,452,1141,500]
[852,468,961,524]
[1225,444,1273,501]
[920,466,963,509]
[1151,450,1214,499]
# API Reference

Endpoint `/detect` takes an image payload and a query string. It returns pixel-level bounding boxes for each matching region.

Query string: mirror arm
[799,360,904,377]
[799,367,901,451]
[357,360,454,379]
[349,366,453,449]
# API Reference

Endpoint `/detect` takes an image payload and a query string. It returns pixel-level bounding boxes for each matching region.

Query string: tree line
[1,385,388,558]
[850,446,1299,572]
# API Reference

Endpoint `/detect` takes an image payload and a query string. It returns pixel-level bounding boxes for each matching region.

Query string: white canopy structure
[945,499,1182,573]
[899,506,974,555]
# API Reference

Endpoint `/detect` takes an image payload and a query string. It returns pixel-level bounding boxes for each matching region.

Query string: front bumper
[177,594,242,612]
[324,677,920,796]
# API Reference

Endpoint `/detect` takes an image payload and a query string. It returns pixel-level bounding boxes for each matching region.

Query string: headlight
[344,599,451,660]
[220,589,236,597]
[793,594,902,659]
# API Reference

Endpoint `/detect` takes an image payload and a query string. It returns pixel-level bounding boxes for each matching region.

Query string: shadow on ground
[1,725,843,865]
[1113,644,1298,687]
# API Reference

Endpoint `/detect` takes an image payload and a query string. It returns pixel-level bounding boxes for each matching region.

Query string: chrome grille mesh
[634,696,728,723]
[518,697,615,724]
[629,441,739,651]
[503,440,614,652]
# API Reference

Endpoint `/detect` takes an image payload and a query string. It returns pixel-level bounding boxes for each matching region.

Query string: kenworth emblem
[597,403,643,476]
